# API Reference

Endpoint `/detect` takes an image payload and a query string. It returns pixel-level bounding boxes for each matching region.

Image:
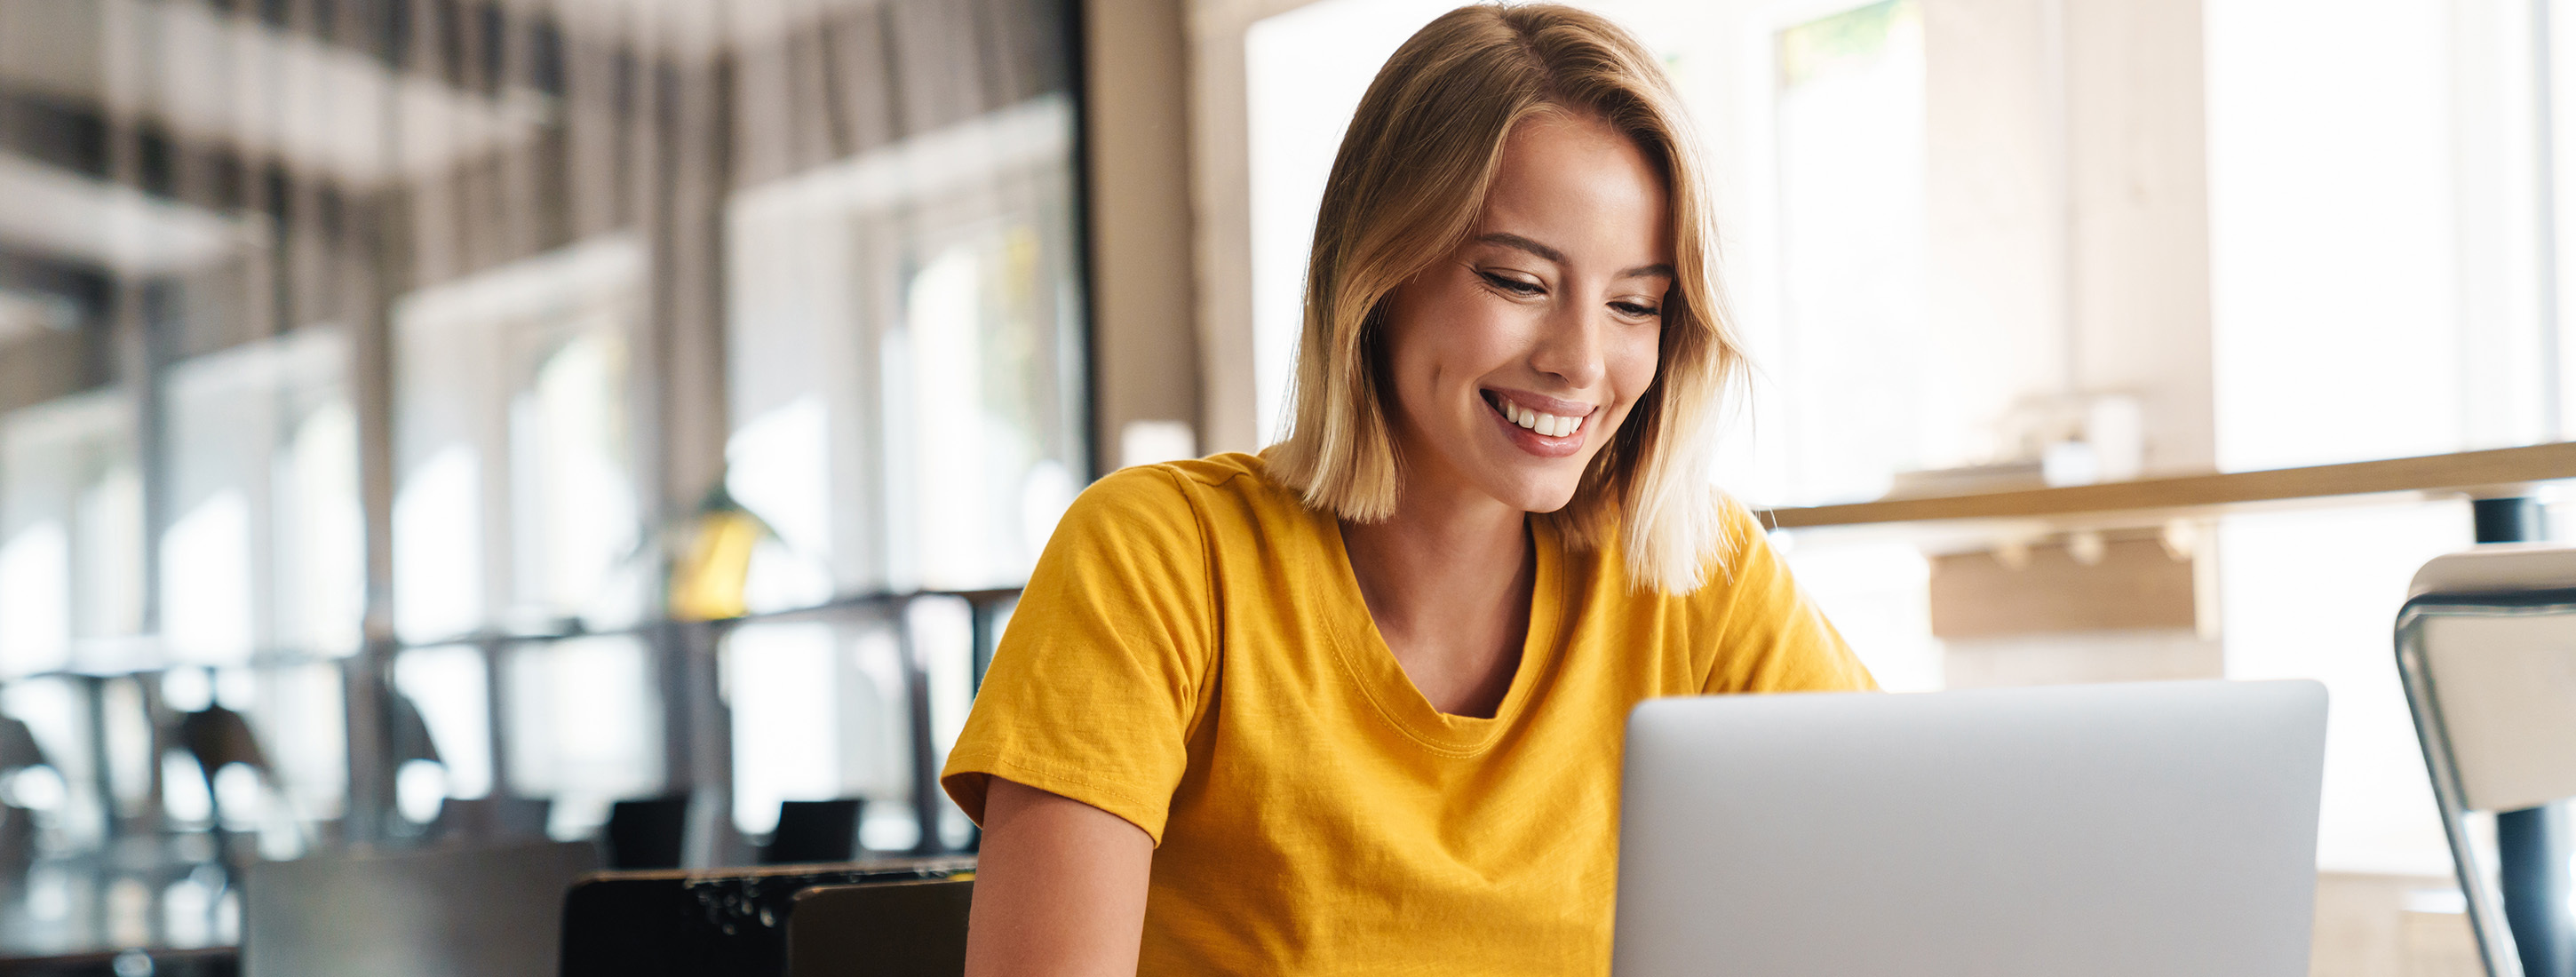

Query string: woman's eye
[1478,271,1544,296]
[1613,301,1661,319]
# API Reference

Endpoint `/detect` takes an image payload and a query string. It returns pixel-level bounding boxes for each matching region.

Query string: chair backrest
[558,857,974,977]
[763,799,865,865]
[785,878,974,977]
[242,839,599,977]
[602,795,691,870]
[2398,544,2576,977]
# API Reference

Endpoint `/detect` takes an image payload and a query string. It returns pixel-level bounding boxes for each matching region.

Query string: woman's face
[1381,111,1673,514]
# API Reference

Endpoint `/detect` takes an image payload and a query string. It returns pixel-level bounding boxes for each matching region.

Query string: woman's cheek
[1611,330,1660,401]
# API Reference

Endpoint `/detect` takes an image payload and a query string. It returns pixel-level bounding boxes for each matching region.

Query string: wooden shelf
[1758,441,2576,529]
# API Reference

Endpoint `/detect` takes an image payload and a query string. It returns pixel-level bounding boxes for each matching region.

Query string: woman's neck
[1339,474,1534,718]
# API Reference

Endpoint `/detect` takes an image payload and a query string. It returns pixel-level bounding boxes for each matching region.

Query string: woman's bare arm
[964,777,1155,976]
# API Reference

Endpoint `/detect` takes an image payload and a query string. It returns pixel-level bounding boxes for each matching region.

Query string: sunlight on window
[0,522,70,677]
[394,445,482,644]
[261,663,347,822]
[851,625,918,850]
[283,401,364,655]
[725,623,839,835]
[393,646,495,800]
[505,636,664,833]
[74,465,143,646]
[394,234,647,640]
[727,104,1085,599]
[2205,0,2478,471]
[512,327,640,625]
[729,396,830,559]
[728,397,836,613]
[899,246,993,590]
[1770,0,1928,504]
[159,491,254,666]
[4,393,143,675]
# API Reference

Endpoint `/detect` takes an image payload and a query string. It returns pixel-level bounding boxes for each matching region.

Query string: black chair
[557,858,974,977]
[761,799,864,865]
[602,796,691,870]
[785,878,974,977]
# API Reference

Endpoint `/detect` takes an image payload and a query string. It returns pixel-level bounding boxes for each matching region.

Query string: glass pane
[0,392,141,677]
[250,663,350,827]
[1769,0,1929,504]
[502,635,664,838]
[727,95,1088,598]
[394,236,649,639]
[722,619,915,841]
[160,327,358,663]
[2206,0,2538,470]
[393,646,494,802]
[277,401,363,656]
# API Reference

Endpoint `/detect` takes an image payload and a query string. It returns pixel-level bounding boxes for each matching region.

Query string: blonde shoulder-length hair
[1267,3,1746,594]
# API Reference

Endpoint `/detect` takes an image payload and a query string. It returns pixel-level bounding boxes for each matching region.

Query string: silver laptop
[1613,680,2327,976]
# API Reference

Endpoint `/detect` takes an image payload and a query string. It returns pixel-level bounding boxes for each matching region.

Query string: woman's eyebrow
[1478,232,1672,281]
[1475,232,1566,264]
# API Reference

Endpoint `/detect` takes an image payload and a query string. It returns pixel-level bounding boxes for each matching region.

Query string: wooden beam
[1761,441,2576,528]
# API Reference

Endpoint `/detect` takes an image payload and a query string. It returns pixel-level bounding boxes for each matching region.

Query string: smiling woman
[940,5,1875,976]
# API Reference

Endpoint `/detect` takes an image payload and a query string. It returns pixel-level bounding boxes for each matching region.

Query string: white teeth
[1499,398,1584,437]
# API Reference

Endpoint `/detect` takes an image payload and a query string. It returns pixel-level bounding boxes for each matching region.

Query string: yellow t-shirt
[941,452,1874,974]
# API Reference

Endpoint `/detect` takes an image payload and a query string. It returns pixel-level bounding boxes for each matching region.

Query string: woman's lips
[1483,391,1591,458]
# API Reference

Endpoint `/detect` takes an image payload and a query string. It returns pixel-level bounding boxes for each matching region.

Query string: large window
[724,97,1089,600]
[0,0,1089,955]
[720,0,1087,849]
[161,327,362,663]
[0,393,139,679]
[393,236,649,644]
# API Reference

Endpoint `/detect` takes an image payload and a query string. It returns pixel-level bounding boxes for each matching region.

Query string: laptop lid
[1612,680,2326,977]
[785,878,974,977]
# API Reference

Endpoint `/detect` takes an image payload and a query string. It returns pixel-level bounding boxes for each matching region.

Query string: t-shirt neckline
[1315,505,1564,756]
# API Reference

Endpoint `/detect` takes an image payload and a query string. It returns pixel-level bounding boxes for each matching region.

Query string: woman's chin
[1475,473,1585,516]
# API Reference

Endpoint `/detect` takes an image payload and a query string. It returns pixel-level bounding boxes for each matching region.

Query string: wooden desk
[1760,442,2576,529]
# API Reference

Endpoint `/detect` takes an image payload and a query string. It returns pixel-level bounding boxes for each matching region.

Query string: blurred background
[0,0,2561,973]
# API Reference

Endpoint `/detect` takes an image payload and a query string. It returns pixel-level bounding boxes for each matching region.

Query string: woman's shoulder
[1069,451,1284,514]
[1052,451,1304,552]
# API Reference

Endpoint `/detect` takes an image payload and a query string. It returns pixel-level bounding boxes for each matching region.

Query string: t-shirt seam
[1163,454,1260,491]
[1149,464,1224,745]
[952,749,1163,830]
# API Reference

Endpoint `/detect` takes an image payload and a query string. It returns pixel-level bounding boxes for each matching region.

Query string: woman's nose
[1529,306,1607,389]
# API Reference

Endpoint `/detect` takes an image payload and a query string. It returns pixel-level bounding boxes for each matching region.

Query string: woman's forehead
[1474,115,1674,269]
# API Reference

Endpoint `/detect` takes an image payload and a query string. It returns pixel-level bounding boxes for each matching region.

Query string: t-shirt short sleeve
[940,465,1216,845]
[1697,498,1880,695]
